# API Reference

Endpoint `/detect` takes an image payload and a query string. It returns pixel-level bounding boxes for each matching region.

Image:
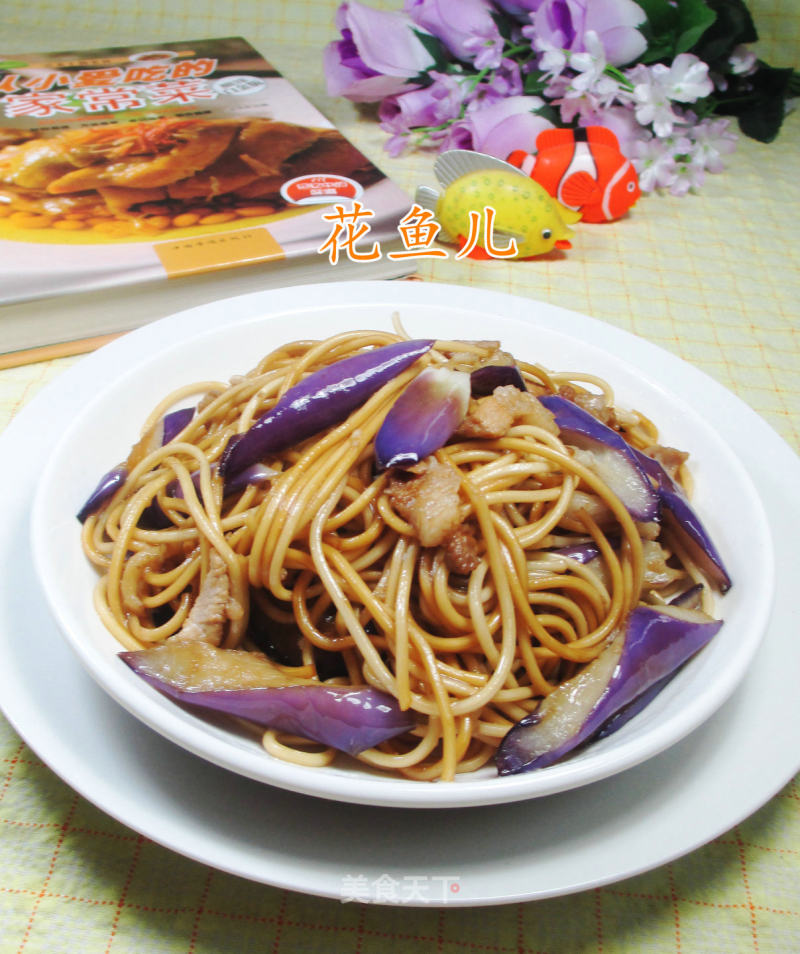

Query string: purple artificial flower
[669,153,706,196]
[527,0,647,67]
[728,44,757,76]
[324,1,437,102]
[378,72,472,154]
[689,117,738,174]
[630,135,680,192]
[632,113,737,195]
[493,0,547,18]
[452,94,555,158]
[578,105,649,158]
[481,58,525,100]
[546,30,626,123]
[404,0,505,70]
[534,37,568,83]
[627,54,713,138]
[377,58,528,155]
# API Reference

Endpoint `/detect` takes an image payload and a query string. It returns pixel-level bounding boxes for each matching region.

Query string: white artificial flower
[669,153,706,196]
[688,117,738,174]
[532,36,568,83]
[626,53,713,137]
[567,31,621,104]
[547,31,626,122]
[628,63,682,137]
[729,44,757,76]
[668,53,714,103]
[631,135,681,192]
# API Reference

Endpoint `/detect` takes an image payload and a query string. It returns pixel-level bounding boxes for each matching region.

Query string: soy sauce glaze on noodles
[81,327,722,780]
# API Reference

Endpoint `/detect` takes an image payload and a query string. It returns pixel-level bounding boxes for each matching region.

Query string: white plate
[29,282,772,809]
[1,281,798,905]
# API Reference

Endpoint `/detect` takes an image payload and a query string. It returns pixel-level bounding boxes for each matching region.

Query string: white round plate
[29,282,772,810]
[1,281,796,905]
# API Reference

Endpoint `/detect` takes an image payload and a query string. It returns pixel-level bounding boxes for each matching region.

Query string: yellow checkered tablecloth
[1,1,799,951]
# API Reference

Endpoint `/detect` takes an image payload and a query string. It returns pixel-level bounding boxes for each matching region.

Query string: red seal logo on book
[281,174,364,206]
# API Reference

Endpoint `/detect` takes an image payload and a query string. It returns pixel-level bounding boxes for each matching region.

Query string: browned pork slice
[388,459,463,548]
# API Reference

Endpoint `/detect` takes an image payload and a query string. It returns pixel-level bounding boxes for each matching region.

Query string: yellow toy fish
[416,150,580,260]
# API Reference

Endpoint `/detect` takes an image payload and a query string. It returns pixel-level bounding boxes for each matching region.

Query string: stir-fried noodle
[81,327,716,780]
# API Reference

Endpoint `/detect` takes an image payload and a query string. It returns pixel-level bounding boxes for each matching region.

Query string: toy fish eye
[541,228,552,239]
[626,181,636,192]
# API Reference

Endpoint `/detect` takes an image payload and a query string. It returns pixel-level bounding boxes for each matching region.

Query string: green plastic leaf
[533,103,562,127]
[674,0,717,54]
[523,70,548,96]
[714,63,794,143]
[636,0,679,38]
[690,0,758,67]
[636,0,719,61]
[638,38,678,64]
[490,9,516,42]
[412,29,450,72]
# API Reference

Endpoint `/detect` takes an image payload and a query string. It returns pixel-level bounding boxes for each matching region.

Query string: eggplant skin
[159,407,194,444]
[374,367,470,471]
[219,338,434,483]
[469,363,526,396]
[77,407,193,523]
[538,394,660,522]
[120,648,416,756]
[540,394,731,592]
[495,605,723,775]
[76,464,127,523]
[631,447,732,593]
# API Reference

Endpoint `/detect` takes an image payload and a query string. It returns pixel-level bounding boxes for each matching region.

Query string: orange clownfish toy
[507,126,641,223]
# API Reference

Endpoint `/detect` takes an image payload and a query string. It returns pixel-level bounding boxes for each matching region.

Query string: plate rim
[1,280,798,905]
[28,279,773,809]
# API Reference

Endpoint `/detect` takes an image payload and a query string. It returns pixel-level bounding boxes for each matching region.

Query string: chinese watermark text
[340,873,462,904]
[317,203,518,262]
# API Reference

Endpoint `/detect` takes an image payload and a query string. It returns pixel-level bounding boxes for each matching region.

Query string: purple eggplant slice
[77,406,195,523]
[77,464,127,523]
[224,461,276,497]
[593,671,675,741]
[495,603,722,775]
[158,406,195,445]
[374,367,470,471]
[220,338,434,483]
[139,460,276,529]
[632,448,732,593]
[538,394,660,522]
[669,583,705,609]
[120,640,416,756]
[470,363,527,396]
[548,541,602,564]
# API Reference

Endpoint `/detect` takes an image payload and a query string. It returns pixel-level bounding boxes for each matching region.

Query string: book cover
[0,37,415,356]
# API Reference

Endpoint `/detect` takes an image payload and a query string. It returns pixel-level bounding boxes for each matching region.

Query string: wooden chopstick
[0,332,124,371]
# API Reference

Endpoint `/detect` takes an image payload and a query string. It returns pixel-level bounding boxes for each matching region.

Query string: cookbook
[0,37,415,361]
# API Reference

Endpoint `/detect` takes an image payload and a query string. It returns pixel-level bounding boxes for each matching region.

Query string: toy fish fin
[433,149,527,189]
[414,184,440,212]
[561,171,601,207]
[535,128,576,152]
[555,202,582,225]
[493,228,525,242]
[584,125,622,150]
